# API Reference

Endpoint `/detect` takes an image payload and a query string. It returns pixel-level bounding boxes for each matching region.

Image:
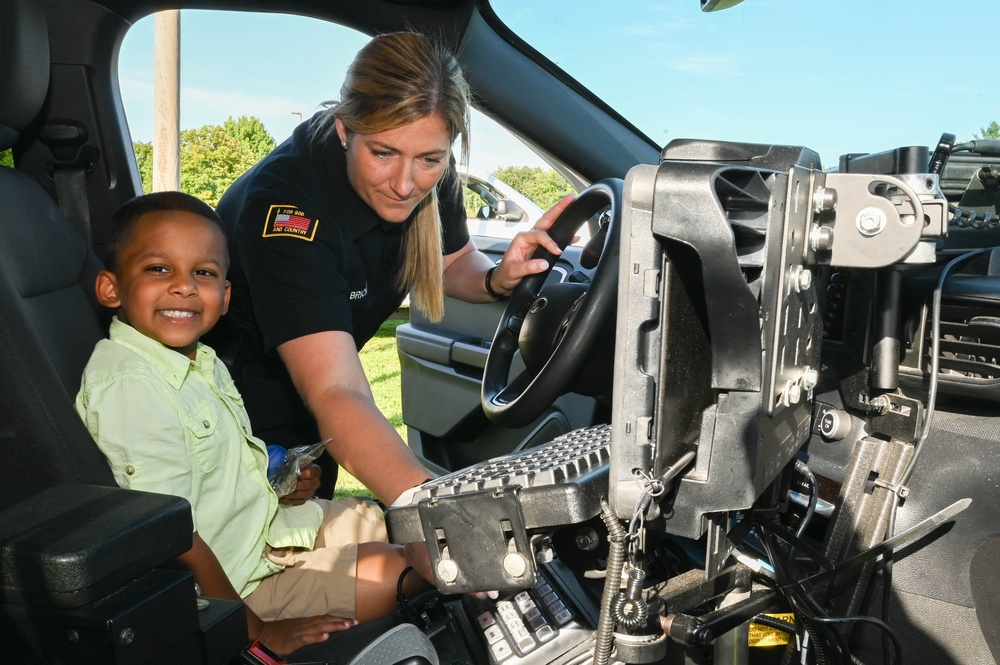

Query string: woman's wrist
[484,264,510,301]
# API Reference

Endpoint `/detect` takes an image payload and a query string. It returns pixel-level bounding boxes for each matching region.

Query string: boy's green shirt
[76,317,323,597]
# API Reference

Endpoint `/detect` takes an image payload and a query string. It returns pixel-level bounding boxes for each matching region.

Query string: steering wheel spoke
[481,178,624,427]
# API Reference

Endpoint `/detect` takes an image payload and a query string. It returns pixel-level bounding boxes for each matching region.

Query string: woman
[215,33,570,514]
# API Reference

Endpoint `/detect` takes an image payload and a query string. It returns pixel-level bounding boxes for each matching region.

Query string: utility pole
[153,10,180,191]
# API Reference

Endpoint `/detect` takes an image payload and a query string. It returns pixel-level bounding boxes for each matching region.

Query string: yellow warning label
[747,613,795,647]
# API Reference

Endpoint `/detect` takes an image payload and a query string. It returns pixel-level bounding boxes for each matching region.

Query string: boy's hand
[279,463,322,505]
[256,615,358,656]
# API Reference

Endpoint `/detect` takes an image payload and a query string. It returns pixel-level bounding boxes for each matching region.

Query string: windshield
[491,0,997,168]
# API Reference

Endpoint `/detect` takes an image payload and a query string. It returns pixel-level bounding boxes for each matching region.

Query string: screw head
[436,559,460,583]
[797,267,813,292]
[856,207,887,236]
[810,225,834,252]
[802,366,819,391]
[813,186,837,214]
[575,528,599,551]
[503,552,528,578]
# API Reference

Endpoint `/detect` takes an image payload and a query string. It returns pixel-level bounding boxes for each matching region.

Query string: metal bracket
[418,486,536,594]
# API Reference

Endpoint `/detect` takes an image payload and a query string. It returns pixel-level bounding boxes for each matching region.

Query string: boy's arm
[172,532,357,656]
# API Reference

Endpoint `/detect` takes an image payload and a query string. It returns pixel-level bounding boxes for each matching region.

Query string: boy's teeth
[162,310,194,318]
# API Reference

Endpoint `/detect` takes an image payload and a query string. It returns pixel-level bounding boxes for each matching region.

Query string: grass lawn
[333,317,407,500]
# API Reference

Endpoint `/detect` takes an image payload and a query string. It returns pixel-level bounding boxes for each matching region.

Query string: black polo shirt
[214,111,468,457]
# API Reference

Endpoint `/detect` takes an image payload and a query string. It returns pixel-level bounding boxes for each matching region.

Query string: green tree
[223,115,275,163]
[464,189,487,218]
[974,121,1000,140]
[0,149,13,168]
[492,165,575,210]
[179,124,245,206]
[133,140,152,193]
[131,115,275,205]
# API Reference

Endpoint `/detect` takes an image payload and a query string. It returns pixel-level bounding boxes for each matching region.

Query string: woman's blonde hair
[315,31,470,322]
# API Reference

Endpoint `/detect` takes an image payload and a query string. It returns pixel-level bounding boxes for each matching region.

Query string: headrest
[0,0,50,150]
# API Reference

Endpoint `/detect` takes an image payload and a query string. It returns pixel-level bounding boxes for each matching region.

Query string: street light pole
[153,10,180,192]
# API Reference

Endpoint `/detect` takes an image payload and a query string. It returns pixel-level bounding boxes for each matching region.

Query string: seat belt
[52,165,92,244]
[39,119,95,244]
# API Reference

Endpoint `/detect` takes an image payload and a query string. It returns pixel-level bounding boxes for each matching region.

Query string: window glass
[491,0,1000,168]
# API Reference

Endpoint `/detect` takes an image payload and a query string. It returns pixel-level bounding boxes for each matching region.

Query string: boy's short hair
[105,191,228,272]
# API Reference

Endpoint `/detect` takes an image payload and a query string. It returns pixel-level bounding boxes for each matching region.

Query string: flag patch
[263,205,318,241]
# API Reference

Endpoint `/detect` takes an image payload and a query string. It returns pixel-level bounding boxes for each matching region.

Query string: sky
[118,0,999,174]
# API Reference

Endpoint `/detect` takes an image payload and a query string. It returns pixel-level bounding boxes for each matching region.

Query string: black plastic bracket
[418,486,536,594]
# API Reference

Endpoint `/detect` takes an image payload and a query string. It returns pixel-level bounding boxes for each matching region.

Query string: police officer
[215,32,571,510]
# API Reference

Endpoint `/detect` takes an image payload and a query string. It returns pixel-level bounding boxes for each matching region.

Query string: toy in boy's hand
[265,439,331,498]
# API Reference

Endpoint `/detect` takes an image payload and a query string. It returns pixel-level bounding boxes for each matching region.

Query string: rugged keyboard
[386,425,611,593]
[386,424,611,547]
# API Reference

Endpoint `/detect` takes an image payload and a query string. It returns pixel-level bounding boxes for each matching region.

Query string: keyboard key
[516,635,536,653]
[553,608,573,625]
[535,624,556,642]
[491,640,513,662]
[484,625,505,645]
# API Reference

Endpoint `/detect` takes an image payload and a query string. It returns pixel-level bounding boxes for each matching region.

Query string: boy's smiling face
[96,211,231,360]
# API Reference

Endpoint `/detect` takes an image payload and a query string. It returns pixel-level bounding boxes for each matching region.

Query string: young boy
[75,192,423,657]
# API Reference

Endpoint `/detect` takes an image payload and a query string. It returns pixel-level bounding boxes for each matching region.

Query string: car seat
[0,0,116,486]
[0,3,438,663]
[0,2,230,661]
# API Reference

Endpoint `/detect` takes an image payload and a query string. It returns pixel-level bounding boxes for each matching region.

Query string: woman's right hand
[490,194,575,295]
[256,615,359,656]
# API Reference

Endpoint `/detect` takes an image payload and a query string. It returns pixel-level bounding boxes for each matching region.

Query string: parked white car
[461,168,591,245]
[462,168,544,239]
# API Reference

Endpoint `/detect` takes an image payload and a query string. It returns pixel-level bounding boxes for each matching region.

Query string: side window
[118,11,369,201]
[465,113,581,243]
[118,10,573,237]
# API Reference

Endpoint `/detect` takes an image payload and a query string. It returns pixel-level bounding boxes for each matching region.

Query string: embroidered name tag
[262,205,318,241]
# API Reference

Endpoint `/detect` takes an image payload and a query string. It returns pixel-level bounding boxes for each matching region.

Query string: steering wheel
[481,178,623,428]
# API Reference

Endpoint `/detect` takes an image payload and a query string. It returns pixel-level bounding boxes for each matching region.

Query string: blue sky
[119,1,998,173]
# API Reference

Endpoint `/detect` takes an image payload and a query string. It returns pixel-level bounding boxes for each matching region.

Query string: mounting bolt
[503,552,528,578]
[802,366,819,391]
[869,395,891,414]
[814,186,837,214]
[810,225,834,252]
[856,207,887,236]
[790,266,813,292]
[118,628,135,647]
[575,528,600,551]
[783,380,802,406]
[436,559,460,583]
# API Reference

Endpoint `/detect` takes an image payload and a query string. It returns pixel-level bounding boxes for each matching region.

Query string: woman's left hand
[280,463,322,505]
[490,195,575,296]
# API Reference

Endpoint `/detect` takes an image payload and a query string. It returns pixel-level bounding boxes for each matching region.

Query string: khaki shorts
[243,496,387,620]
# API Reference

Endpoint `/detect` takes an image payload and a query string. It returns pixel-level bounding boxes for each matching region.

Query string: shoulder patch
[262,205,318,241]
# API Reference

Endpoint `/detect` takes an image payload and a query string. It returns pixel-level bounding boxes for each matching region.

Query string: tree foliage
[132,115,276,206]
[492,165,575,210]
[130,117,576,214]
[0,149,13,168]
[974,121,1000,140]
[134,140,152,192]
